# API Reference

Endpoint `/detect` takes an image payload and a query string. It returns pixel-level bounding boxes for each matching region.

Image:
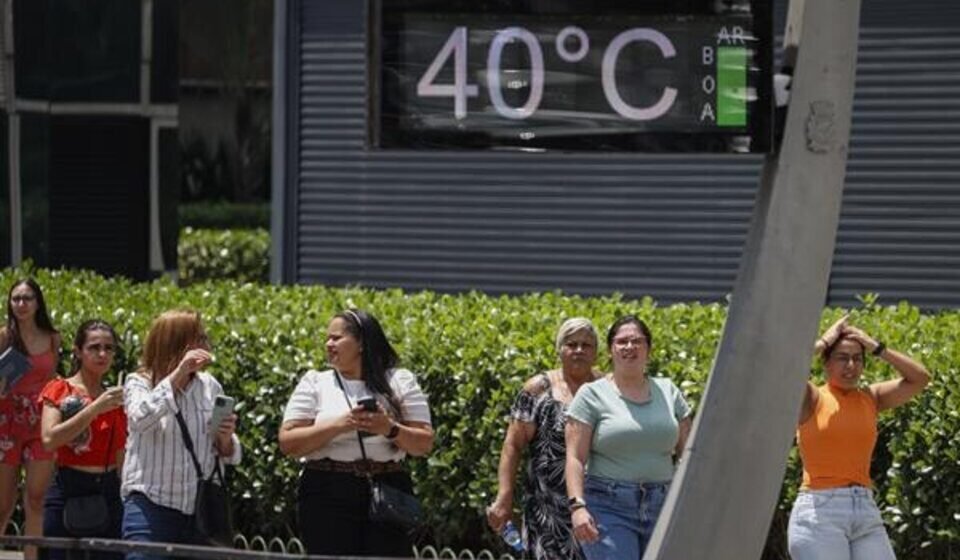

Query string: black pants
[298,469,414,557]
[41,467,123,560]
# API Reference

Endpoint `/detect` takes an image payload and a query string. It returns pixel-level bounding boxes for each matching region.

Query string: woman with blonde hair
[120,310,241,559]
[487,317,601,559]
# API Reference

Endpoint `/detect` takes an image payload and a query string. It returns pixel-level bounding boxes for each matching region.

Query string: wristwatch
[386,423,401,440]
[872,342,887,356]
[568,496,587,511]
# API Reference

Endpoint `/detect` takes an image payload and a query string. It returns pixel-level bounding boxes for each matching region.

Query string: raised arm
[844,326,931,411]
[41,387,124,451]
[801,315,848,423]
[125,349,209,433]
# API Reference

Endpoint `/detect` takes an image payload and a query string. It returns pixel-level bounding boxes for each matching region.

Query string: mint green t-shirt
[567,376,690,483]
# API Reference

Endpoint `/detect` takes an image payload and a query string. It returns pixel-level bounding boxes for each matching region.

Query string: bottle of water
[500,520,524,552]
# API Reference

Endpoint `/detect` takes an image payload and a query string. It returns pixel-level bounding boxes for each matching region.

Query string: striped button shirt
[121,371,242,514]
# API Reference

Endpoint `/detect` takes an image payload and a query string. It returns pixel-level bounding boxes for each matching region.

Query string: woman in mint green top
[565,315,692,560]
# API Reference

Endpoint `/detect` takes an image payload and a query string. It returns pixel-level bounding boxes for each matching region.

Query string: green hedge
[177,227,270,285]
[179,202,270,230]
[2,267,958,558]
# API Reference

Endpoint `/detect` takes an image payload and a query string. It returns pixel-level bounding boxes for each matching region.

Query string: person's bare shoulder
[521,371,552,396]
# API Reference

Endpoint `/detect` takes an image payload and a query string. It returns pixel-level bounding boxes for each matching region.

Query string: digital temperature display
[369,0,773,153]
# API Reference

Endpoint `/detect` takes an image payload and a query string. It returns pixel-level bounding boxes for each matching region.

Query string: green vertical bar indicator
[717,47,747,127]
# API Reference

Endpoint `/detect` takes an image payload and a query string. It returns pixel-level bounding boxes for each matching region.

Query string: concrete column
[644,0,862,558]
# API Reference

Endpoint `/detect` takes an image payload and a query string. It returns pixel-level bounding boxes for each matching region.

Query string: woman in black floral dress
[488,318,600,559]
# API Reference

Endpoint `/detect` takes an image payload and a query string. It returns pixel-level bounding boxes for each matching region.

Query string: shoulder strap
[333,370,369,463]
[103,411,116,472]
[174,408,205,479]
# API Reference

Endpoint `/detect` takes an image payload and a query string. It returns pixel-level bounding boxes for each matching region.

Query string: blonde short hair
[555,317,598,354]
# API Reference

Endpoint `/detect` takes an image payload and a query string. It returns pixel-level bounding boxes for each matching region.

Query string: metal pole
[644,0,862,558]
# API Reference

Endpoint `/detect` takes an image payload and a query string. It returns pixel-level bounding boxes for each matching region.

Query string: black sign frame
[368,0,774,153]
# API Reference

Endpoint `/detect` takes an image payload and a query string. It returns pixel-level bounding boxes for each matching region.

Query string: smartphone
[356,397,378,438]
[210,395,235,430]
[356,396,378,412]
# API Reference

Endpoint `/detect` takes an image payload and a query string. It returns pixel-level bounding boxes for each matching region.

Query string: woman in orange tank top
[0,279,60,560]
[788,316,930,560]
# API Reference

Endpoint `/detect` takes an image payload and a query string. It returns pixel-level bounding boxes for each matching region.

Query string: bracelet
[568,496,587,511]
[872,342,886,356]
[386,423,401,439]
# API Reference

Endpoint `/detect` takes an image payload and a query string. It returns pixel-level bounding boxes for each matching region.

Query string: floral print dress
[511,374,584,560]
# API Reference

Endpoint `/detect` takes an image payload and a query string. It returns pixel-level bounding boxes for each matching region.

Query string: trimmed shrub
[177,227,270,285]
[179,201,270,230]
[1,267,957,557]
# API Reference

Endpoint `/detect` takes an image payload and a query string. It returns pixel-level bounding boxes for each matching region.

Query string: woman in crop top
[39,320,126,559]
[0,279,60,560]
[789,316,930,560]
[278,309,433,557]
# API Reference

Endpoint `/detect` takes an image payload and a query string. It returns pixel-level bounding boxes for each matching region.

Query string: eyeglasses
[563,341,596,351]
[830,353,864,365]
[84,344,116,355]
[10,295,36,304]
[613,337,648,349]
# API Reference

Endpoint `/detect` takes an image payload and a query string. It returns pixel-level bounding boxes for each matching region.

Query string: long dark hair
[338,308,403,420]
[4,278,58,353]
[69,319,120,376]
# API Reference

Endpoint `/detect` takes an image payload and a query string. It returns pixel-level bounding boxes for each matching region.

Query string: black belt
[305,459,404,476]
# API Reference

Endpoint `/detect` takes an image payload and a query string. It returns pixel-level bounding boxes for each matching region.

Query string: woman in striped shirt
[120,310,241,559]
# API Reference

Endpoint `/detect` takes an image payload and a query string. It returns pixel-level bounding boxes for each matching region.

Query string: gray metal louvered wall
[283,0,960,309]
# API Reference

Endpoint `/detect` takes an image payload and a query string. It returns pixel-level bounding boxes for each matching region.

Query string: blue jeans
[122,492,202,560]
[581,475,669,560]
[788,486,896,560]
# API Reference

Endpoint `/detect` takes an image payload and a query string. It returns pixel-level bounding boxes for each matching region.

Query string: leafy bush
[2,267,957,558]
[177,227,269,285]
[179,202,270,230]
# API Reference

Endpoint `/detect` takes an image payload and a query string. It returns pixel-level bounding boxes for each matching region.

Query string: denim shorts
[788,486,896,560]
[581,475,669,560]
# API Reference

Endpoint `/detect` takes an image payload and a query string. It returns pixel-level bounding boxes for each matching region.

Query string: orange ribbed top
[797,384,877,490]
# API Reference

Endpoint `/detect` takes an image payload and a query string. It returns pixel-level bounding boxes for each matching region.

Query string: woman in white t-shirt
[278,309,433,557]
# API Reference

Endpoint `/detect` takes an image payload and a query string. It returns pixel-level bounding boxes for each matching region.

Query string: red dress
[0,348,58,465]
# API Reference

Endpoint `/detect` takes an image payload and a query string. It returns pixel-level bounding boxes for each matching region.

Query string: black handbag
[333,371,423,531]
[368,477,423,529]
[62,413,115,537]
[175,410,235,547]
[63,493,110,537]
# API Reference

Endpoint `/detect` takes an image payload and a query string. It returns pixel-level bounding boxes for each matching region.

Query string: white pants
[788,487,896,560]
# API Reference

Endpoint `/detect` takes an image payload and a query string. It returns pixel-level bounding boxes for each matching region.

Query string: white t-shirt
[282,368,431,462]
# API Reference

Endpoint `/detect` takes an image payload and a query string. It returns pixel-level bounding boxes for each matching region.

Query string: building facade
[1,0,178,279]
[274,0,960,308]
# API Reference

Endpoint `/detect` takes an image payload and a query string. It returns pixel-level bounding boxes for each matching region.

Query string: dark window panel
[48,116,149,279]
[19,113,51,267]
[152,0,178,103]
[159,127,180,269]
[0,113,9,266]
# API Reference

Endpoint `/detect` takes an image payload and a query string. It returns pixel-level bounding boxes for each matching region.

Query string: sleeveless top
[797,384,877,489]
[14,348,58,396]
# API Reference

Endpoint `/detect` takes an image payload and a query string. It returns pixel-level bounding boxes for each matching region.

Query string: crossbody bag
[333,370,423,531]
